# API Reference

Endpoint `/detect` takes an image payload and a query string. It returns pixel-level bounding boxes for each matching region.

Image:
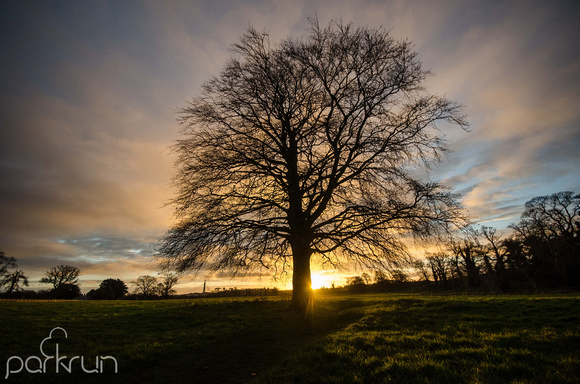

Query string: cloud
[421,1,580,226]
[0,1,579,291]
[0,3,179,292]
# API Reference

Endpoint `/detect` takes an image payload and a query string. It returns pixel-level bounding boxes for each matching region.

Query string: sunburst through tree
[158,19,467,314]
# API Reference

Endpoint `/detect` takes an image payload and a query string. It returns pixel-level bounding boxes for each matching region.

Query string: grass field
[1,293,579,383]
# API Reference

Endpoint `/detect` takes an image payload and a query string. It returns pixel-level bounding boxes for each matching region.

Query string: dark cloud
[57,235,157,260]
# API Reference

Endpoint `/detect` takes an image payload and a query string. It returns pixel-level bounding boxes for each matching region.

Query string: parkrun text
[5,327,118,379]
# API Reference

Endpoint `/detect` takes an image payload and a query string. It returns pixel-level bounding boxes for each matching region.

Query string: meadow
[1,292,579,383]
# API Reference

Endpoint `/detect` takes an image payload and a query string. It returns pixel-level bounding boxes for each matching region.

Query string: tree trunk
[288,243,313,314]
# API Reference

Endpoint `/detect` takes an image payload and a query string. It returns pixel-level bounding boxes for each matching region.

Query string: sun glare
[311,273,333,290]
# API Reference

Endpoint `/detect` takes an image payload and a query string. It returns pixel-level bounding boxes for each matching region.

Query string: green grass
[1,293,579,383]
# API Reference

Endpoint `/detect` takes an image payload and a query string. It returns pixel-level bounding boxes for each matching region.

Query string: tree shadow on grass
[109,299,367,384]
[1,298,369,384]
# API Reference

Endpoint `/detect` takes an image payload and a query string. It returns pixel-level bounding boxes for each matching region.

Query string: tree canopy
[40,265,80,289]
[0,252,29,295]
[510,191,580,287]
[40,264,81,299]
[87,278,129,300]
[416,191,580,292]
[157,273,180,297]
[132,275,159,297]
[0,251,17,277]
[159,19,466,312]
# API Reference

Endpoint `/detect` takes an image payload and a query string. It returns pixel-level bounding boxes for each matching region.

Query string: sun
[311,273,332,290]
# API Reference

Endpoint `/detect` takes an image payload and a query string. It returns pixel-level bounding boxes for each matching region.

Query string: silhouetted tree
[510,191,580,287]
[503,236,530,271]
[479,226,510,290]
[0,251,17,277]
[427,253,450,289]
[0,252,28,295]
[449,230,483,288]
[390,269,409,283]
[1,270,29,294]
[132,275,158,297]
[346,276,367,293]
[157,273,179,297]
[413,260,431,281]
[53,283,81,299]
[374,270,389,292]
[374,270,388,283]
[481,226,507,275]
[40,265,81,299]
[159,19,466,313]
[103,278,128,298]
[40,265,80,288]
[88,278,128,300]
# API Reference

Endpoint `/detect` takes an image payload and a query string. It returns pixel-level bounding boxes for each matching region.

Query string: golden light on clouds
[1,1,578,293]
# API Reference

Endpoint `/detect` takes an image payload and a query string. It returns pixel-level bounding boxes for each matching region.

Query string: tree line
[0,258,181,299]
[346,191,580,293]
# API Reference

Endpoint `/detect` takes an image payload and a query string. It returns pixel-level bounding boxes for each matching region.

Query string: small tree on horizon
[40,265,81,299]
[0,251,17,277]
[0,252,29,294]
[1,268,29,294]
[40,265,80,289]
[88,278,129,300]
[157,273,180,297]
[132,275,159,297]
[159,19,466,314]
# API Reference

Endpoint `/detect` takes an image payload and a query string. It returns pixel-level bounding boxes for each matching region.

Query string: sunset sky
[1,1,579,294]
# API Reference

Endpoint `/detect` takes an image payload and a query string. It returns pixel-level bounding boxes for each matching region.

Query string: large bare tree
[159,20,467,313]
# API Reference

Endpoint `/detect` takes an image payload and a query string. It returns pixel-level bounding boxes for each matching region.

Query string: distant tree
[53,283,81,299]
[390,269,409,283]
[491,235,536,290]
[158,18,467,313]
[156,273,179,297]
[361,273,372,286]
[0,251,17,277]
[374,270,389,292]
[502,237,529,270]
[86,289,98,299]
[510,191,580,287]
[40,265,81,299]
[0,252,28,295]
[481,226,507,275]
[374,270,388,284]
[413,260,431,282]
[1,270,29,294]
[447,250,463,283]
[449,231,483,288]
[101,278,128,299]
[427,253,450,289]
[40,265,80,289]
[512,192,579,242]
[346,276,367,293]
[88,278,128,300]
[478,226,511,290]
[132,275,158,296]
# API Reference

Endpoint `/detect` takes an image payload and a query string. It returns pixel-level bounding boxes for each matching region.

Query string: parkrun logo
[5,327,118,379]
